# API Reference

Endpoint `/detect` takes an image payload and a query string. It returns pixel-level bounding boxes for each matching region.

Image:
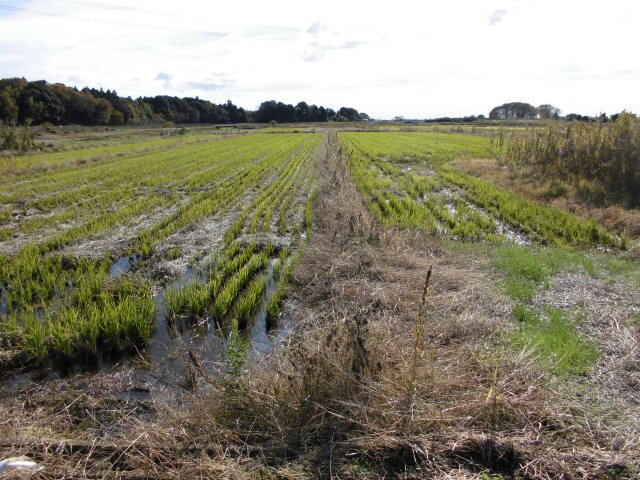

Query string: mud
[425,185,532,245]
[149,213,235,281]
[64,201,187,260]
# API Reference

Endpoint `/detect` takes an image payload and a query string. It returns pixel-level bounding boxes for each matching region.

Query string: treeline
[423,115,487,123]
[488,101,627,123]
[0,78,367,126]
[489,102,561,119]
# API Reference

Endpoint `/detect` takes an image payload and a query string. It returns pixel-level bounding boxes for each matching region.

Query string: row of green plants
[1,133,292,243]
[0,133,320,369]
[439,167,617,247]
[1,130,221,175]
[162,135,320,332]
[340,131,618,247]
[0,253,155,364]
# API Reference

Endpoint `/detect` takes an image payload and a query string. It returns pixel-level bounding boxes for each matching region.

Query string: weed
[512,306,599,375]
[224,318,248,386]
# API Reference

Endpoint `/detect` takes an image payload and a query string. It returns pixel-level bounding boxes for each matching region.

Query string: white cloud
[0,0,639,118]
[488,9,508,25]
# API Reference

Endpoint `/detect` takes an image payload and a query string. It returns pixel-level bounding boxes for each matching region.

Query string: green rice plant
[272,249,290,280]
[208,272,224,300]
[219,243,257,280]
[186,285,210,319]
[139,234,154,258]
[22,314,48,362]
[211,252,268,320]
[440,166,618,248]
[165,288,188,318]
[118,296,155,344]
[0,132,321,368]
[234,275,268,323]
[108,277,135,300]
[97,297,122,346]
[165,281,208,320]
[266,282,286,326]
[340,131,619,248]
[72,273,104,309]
[77,314,100,354]
[224,214,248,244]
[0,311,21,342]
[48,319,74,357]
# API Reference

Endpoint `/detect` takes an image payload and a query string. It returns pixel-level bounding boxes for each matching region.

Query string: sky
[0,0,639,119]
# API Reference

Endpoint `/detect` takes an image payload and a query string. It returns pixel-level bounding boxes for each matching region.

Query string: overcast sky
[0,0,639,119]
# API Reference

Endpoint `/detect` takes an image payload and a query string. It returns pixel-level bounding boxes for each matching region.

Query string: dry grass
[0,131,638,479]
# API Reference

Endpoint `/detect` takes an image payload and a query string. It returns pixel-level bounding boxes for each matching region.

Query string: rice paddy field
[1,128,319,378]
[1,126,639,479]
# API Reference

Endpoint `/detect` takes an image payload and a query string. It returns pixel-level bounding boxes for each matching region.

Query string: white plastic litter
[0,456,42,476]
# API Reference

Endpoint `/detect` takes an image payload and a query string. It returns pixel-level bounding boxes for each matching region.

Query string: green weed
[512,305,598,375]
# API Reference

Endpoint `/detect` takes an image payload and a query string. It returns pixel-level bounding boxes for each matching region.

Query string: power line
[0,3,226,37]
[52,0,176,17]
[53,0,140,12]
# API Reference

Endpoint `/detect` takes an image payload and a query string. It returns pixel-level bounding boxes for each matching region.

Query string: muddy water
[108,254,141,279]
[425,186,532,245]
[135,255,290,385]
[2,254,292,392]
[149,251,288,383]
[0,286,7,316]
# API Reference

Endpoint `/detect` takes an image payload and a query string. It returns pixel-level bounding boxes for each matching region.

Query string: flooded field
[0,130,319,387]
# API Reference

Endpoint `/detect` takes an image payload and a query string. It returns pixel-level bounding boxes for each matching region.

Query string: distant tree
[255,100,278,123]
[0,90,19,124]
[295,101,309,122]
[278,102,296,122]
[537,104,561,119]
[93,98,113,125]
[18,80,65,124]
[338,107,360,121]
[565,113,592,122]
[0,78,27,124]
[255,100,297,123]
[222,100,245,123]
[489,102,537,119]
